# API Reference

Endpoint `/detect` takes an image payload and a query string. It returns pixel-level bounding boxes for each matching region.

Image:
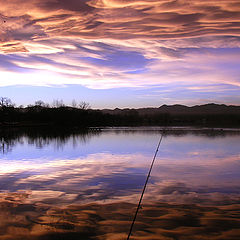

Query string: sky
[0,0,240,108]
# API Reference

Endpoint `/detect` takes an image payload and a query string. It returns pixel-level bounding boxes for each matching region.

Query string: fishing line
[126,130,164,240]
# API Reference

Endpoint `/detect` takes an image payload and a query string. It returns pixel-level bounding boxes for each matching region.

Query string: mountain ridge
[102,103,240,115]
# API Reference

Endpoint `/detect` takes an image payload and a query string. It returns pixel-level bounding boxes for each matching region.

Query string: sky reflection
[1,128,240,205]
[1,128,240,239]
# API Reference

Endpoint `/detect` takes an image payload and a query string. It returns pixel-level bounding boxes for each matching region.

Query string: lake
[1,127,240,240]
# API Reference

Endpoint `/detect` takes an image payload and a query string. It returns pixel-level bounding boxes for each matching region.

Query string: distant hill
[1,103,240,128]
[102,103,240,116]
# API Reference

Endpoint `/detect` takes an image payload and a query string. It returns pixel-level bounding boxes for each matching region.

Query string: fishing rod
[126,129,164,240]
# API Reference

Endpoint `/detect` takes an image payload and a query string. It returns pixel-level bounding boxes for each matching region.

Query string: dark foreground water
[1,127,240,240]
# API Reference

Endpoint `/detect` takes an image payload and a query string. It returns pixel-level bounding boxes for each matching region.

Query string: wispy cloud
[0,0,240,105]
[1,0,240,47]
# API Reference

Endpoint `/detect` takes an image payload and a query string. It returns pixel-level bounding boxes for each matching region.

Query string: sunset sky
[0,0,240,108]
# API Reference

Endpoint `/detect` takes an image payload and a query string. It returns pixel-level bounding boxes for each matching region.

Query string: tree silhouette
[0,97,13,108]
[78,101,90,110]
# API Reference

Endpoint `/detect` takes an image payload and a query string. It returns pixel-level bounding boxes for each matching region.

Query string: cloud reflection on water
[0,128,240,239]
[1,193,240,240]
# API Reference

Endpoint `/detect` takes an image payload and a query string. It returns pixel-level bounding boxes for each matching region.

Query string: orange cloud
[0,0,240,101]
[0,0,240,44]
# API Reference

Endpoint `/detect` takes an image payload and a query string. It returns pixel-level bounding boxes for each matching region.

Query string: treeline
[102,104,240,127]
[0,97,109,127]
[0,97,240,127]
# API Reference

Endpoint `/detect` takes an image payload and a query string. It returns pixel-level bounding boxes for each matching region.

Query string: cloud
[0,0,240,105]
[37,0,95,13]
[1,0,240,43]
[0,42,240,91]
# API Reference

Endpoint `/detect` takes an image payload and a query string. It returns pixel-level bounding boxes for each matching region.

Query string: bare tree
[71,99,77,108]
[34,100,49,108]
[78,101,90,110]
[35,100,45,107]
[52,99,65,108]
[0,97,14,108]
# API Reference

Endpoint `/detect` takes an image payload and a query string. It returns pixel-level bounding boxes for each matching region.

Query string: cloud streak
[0,0,240,106]
[1,1,240,48]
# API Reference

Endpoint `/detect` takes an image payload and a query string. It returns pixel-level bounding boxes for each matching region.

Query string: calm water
[1,127,240,240]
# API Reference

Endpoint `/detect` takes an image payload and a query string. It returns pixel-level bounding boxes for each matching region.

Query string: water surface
[1,127,240,240]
